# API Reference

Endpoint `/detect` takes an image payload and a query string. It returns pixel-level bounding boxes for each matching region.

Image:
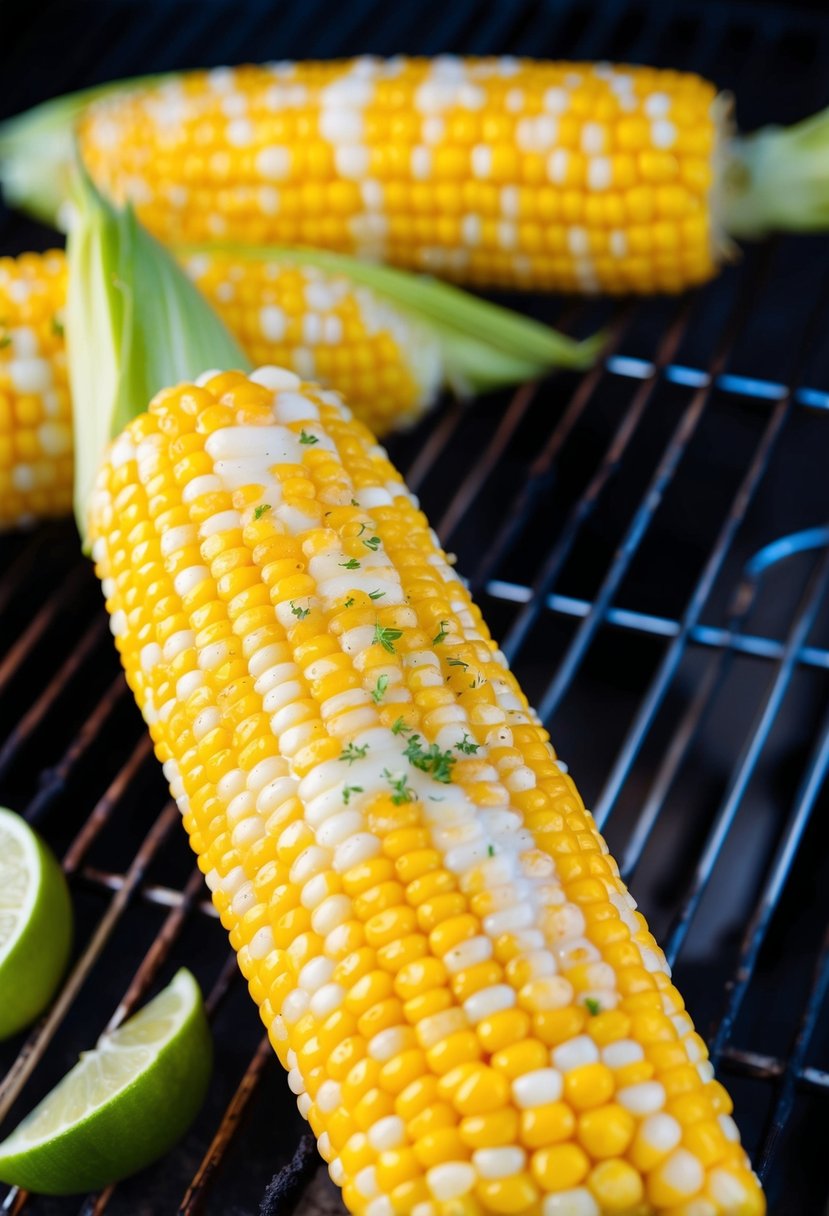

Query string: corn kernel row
[79,57,722,293]
[88,365,764,1214]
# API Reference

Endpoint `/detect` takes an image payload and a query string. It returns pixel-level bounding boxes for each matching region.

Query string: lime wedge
[0,968,212,1194]
[0,807,72,1040]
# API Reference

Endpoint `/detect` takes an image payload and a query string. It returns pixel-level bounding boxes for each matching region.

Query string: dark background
[2,1,829,1213]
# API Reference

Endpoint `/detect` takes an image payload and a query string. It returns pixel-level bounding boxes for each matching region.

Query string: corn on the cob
[88,363,764,1215]
[0,245,595,529]
[5,55,828,296]
[76,59,725,294]
[0,251,72,525]
[190,249,442,434]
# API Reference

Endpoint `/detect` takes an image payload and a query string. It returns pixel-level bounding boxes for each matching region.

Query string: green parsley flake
[0,335,10,350]
[404,734,456,784]
[342,784,363,805]
[344,597,355,609]
[456,733,479,755]
[253,503,271,520]
[368,589,386,601]
[374,623,403,654]
[372,674,389,704]
[383,769,415,805]
[433,621,450,646]
[391,717,412,736]
[290,601,310,619]
[51,315,64,337]
[447,658,468,670]
[584,998,602,1017]
[340,558,360,570]
[339,742,369,764]
[363,536,381,551]
[487,845,496,857]
[299,430,318,445]
[351,498,360,507]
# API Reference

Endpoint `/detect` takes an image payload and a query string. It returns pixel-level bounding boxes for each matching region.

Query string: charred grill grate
[3,0,829,1213]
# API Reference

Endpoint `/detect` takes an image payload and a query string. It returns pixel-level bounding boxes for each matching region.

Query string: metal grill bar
[710,704,829,1065]
[466,312,633,598]
[534,260,770,724]
[664,546,829,966]
[484,579,829,670]
[0,618,108,781]
[497,301,693,663]
[180,1038,274,1216]
[756,931,829,1178]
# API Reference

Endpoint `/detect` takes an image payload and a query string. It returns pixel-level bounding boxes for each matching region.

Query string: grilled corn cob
[73,180,764,1215]
[89,364,764,1215]
[0,245,595,529]
[4,55,828,294]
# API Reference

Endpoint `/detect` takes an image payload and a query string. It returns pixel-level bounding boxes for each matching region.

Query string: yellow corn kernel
[530,1143,590,1190]
[519,1102,576,1150]
[576,1103,636,1159]
[588,1158,646,1209]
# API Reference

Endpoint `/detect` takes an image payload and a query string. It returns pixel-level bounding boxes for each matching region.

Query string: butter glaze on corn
[89,368,764,1215]
[0,252,72,526]
[79,57,721,294]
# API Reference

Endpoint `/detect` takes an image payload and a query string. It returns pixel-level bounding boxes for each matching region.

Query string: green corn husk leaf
[720,103,829,239]
[0,76,160,227]
[180,243,605,396]
[67,169,248,547]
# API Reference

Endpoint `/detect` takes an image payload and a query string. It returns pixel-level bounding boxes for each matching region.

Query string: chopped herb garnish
[0,335,10,350]
[487,844,495,857]
[340,742,369,764]
[343,597,355,609]
[447,658,468,670]
[51,315,64,337]
[584,998,602,1017]
[356,522,368,536]
[391,717,412,736]
[351,498,359,507]
[404,734,456,784]
[368,589,386,601]
[469,675,485,689]
[433,621,450,646]
[428,795,445,803]
[363,535,382,551]
[253,503,271,520]
[456,733,479,755]
[342,784,363,805]
[299,430,318,445]
[383,769,416,805]
[340,557,360,570]
[290,601,310,619]
[374,623,403,654]
[372,674,389,703]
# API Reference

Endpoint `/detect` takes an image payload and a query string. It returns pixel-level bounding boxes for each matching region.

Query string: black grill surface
[2,1,829,1213]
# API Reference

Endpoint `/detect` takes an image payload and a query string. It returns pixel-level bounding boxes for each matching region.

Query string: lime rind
[0,808,73,1040]
[0,969,212,1194]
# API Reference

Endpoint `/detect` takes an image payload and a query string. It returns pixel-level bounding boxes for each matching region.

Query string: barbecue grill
[2,0,829,1212]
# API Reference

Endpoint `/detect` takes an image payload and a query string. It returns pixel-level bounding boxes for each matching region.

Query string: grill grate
[3,0,829,1212]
